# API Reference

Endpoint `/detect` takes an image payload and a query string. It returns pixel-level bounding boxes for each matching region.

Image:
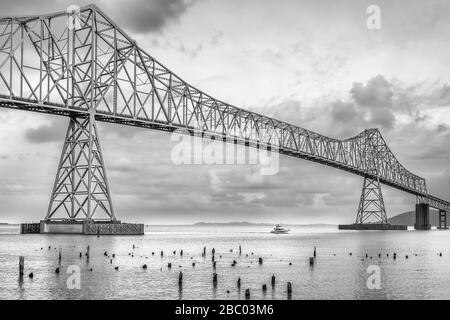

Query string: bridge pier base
[438,210,448,230]
[414,203,431,230]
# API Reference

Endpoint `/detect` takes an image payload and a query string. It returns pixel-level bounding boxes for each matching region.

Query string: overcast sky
[0,0,449,224]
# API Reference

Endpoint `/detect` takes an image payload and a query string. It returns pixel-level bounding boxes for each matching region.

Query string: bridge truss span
[0,4,448,221]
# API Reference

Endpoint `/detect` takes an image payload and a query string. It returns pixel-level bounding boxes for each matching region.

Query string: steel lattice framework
[0,4,449,221]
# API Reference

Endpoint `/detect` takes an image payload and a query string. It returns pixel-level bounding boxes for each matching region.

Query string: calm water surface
[0,225,449,300]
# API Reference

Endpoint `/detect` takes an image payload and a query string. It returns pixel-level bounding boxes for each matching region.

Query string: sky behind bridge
[0,0,450,224]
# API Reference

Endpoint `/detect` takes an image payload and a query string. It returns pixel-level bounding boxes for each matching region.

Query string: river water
[0,225,449,300]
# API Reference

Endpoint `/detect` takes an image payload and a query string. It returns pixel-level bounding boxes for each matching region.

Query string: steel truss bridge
[0,4,448,225]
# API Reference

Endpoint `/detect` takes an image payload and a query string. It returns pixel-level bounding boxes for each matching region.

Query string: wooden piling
[313,246,316,258]
[143,264,147,269]
[179,271,183,286]
[309,257,314,266]
[58,248,62,264]
[271,274,276,287]
[180,250,183,256]
[245,289,250,300]
[19,256,24,276]
[239,245,242,255]
[237,277,241,289]
[258,257,263,265]
[161,251,164,257]
[55,267,60,274]
[262,284,267,292]
[203,246,206,256]
[213,273,218,286]
[287,282,292,299]
[168,263,172,269]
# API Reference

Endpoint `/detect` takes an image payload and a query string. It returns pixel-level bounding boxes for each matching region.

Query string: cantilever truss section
[46,116,115,221]
[355,177,388,224]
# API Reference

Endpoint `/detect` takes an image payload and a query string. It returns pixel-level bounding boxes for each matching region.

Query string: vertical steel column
[439,210,448,229]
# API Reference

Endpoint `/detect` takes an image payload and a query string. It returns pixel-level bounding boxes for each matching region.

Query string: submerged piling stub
[19,256,24,276]
[287,282,292,299]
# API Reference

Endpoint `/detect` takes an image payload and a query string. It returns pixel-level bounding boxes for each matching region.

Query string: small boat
[270,224,290,234]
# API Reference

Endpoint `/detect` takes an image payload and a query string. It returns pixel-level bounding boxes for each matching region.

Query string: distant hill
[388,211,441,226]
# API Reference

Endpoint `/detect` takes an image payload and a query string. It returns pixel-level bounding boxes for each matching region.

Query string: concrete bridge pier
[414,203,431,230]
[438,210,448,229]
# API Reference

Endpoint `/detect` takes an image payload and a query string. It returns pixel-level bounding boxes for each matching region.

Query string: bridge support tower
[339,176,407,230]
[355,176,388,224]
[438,210,448,230]
[414,202,431,230]
[22,114,144,235]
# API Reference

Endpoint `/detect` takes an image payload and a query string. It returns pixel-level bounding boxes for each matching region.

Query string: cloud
[24,118,68,144]
[101,0,197,33]
[0,0,195,34]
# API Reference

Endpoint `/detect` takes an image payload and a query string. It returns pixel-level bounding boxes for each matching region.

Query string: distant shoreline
[147,222,337,227]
